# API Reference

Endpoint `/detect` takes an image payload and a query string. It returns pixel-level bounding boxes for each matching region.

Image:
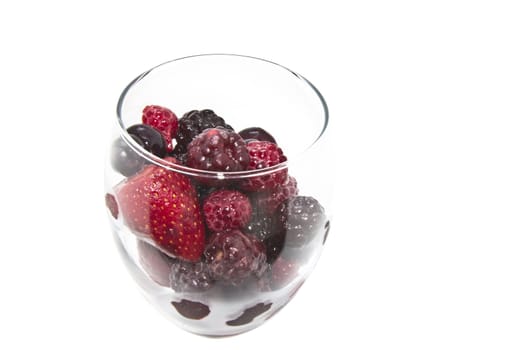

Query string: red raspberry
[142,105,178,152]
[204,229,266,285]
[203,189,252,232]
[241,141,287,192]
[251,175,298,214]
[186,128,249,172]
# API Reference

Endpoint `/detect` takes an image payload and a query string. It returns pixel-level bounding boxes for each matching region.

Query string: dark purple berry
[263,230,285,264]
[171,299,210,320]
[110,135,145,176]
[238,127,276,144]
[169,260,214,293]
[186,128,249,172]
[245,210,276,242]
[127,124,167,158]
[276,196,327,247]
[204,229,266,285]
[226,302,272,326]
[175,109,233,153]
[170,143,187,164]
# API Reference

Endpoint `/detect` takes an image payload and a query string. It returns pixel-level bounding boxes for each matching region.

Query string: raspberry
[251,175,298,214]
[203,190,252,232]
[142,105,178,151]
[241,141,287,192]
[276,196,327,247]
[169,260,214,293]
[204,230,266,285]
[175,109,233,153]
[186,128,249,172]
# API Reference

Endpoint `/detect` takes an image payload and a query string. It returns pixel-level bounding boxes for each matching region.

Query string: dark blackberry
[245,210,276,242]
[276,196,327,247]
[169,260,214,293]
[263,230,285,264]
[203,229,266,286]
[175,109,233,153]
[186,128,249,172]
[170,143,187,164]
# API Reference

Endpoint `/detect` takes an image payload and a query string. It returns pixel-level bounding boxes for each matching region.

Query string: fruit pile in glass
[104,55,331,336]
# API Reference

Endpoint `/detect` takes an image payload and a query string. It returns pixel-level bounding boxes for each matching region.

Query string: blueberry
[110,135,145,177]
[127,124,167,158]
[239,127,276,144]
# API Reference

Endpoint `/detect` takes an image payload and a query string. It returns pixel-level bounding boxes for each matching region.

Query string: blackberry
[170,143,187,164]
[169,260,214,293]
[263,230,285,264]
[276,196,327,247]
[204,229,266,285]
[175,109,233,153]
[186,128,249,172]
[245,210,276,242]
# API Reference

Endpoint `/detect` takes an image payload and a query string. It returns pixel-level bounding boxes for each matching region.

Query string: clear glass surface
[104,54,332,336]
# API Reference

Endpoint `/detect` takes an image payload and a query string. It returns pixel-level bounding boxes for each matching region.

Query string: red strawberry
[115,159,205,261]
[142,105,178,152]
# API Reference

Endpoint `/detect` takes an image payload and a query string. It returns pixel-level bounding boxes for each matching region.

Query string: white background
[0,1,524,349]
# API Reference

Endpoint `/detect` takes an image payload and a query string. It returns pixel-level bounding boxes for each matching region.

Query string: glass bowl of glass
[104,54,331,336]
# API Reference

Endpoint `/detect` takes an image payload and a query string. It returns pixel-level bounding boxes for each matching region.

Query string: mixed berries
[107,104,327,323]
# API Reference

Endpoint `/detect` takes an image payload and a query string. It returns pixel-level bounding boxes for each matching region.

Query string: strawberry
[115,159,205,261]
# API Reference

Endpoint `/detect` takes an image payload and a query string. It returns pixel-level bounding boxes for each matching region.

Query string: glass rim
[116,53,329,179]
